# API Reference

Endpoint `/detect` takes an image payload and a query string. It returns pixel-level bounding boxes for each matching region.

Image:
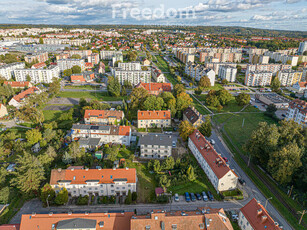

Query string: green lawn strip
[64,85,100,90]
[58,91,126,101]
[192,97,211,115]
[220,128,305,230]
[43,110,67,122]
[154,55,178,85]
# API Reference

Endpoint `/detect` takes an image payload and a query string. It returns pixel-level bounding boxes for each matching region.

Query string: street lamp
[46,194,50,208]
[265,197,272,209]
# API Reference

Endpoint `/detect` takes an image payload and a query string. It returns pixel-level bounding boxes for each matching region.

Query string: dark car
[223,157,228,162]
[238,178,246,186]
[185,192,191,202]
[201,191,208,201]
[195,193,202,200]
[190,193,196,202]
[207,191,214,201]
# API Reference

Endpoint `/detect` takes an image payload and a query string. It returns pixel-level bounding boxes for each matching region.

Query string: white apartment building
[185,62,215,85]
[71,124,131,146]
[43,38,90,46]
[137,110,171,128]
[113,63,151,85]
[239,198,282,230]
[24,52,48,63]
[0,62,25,80]
[112,54,123,67]
[218,65,237,82]
[246,64,292,75]
[188,130,238,193]
[100,50,122,60]
[244,71,273,87]
[139,134,172,159]
[57,59,85,72]
[286,99,307,127]
[14,65,60,84]
[50,167,137,197]
[277,70,302,87]
[205,62,237,75]
[298,41,307,55]
[264,51,299,66]
[118,62,141,71]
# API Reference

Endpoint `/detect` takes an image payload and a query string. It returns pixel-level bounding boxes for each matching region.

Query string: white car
[174,193,179,202]
[210,139,215,145]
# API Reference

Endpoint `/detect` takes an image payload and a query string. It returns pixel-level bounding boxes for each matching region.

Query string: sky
[0,0,306,31]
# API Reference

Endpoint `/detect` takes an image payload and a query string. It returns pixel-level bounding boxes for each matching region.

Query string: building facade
[185,61,215,85]
[50,168,137,197]
[188,130,238,193]
[0,62,25,80]
[139,134,172,159]
[137,110,171,128]
[113,63,151,85]
[244,71,273,86]
[8,86,41,108]
[286,99,307,127]
[183,106,203,127]
[84,109,124,125]
[151,66,166,83]
[277,70,302,86]
[57,59,85,72]
[218,65,237,82]
[14,65,60,83]
[24,52,48,63]
[100,50,122,60]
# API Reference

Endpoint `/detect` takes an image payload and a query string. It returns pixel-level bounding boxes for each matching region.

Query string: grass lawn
[192,96,211,115]
[154,55,178,85]
[117,148,133,159]
[43,109,67,122]
[209,83,224,91]
[64,85,100,90]
[58,91,126,101]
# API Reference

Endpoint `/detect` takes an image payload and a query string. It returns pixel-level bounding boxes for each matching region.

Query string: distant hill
[0,24,306,38]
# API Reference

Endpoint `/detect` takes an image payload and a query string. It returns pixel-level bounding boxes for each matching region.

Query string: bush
[132,192,137,202]
[76,195,89,205]
[156,195,169,203]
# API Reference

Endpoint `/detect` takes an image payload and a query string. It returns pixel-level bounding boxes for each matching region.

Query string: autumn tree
[55,187,68,205]
[199,76,211,88]
[236,93,251,106]
[143,95,164,111]
[179,120,195,141]
[198,116,212,137]
[40,183,56,206]
[26,129,43,145]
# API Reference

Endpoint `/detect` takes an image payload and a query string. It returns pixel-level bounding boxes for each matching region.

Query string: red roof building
[0,224,20,230]
[31,62,46,69]
[84,109,124,125]
[3,81,32,88]
[137,110,171,128]
[135,82,171,96]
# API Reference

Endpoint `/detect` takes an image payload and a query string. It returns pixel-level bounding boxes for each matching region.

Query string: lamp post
[265,197,272,209]
[46,194,50,208]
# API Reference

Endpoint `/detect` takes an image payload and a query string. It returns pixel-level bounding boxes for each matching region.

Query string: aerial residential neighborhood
[0,1,306,230]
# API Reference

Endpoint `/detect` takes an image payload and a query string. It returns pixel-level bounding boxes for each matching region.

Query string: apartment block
[151,66,166,83]
[118,62,141,71]
[246,64,291,75]
[135,82,172,96]
[8,86,41,108]
[264,51,299,66]
[84,109,124,125]
[218,65,237,82]
[139,134,172,159]
[137,110,171,128]
[24,52,48,63]
[14,65,60,84]
[87,53,100,65]
[205,62,237,75]
[286,99,307,127]
[249,54,269,64]
[239,198,282,230]
[0,62,25,80]
[57,59,85,72]
[176,48,195,63]
[188,130,238,193]
[277,70,302,86]
[112,54,123,67]
[100,50,122,60]
[71,124,131,146]
[200,52,242,63]
[298,41,307,55]
[50,167,137,197]
[244,71,273,87]
[183,106,203,128]
[185,61,215,85]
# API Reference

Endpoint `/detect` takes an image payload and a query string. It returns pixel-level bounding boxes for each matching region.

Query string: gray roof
[79,137,101,147]
[72,124,110,132]
[139,134,172,147]
[57,218,96,229]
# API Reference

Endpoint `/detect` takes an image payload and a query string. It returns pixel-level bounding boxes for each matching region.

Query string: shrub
[77,195,89,205]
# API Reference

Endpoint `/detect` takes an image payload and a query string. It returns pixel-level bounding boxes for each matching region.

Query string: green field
[154,55,178,85]
[58,91,126,101]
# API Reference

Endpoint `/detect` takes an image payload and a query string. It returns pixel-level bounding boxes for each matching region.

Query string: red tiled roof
[50,168,136,185]
[137,110,171,120]
[84,110,123,120]
[189,130,237,179]
[0,224,20,230]
[12,87,40,103]
[136,82,171,93]
[289,98,307,115]
[31,62,46,69]
[71,75,85,82]
[298,82,307,88]
[240,199,282,230]
[3,81,31,88]
[85,62,93,68]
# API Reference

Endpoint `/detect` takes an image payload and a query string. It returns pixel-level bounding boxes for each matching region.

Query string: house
[71,72,95,83]
[0,224,20,230]
[31,62,46,69]
[135,82,172,96]
[151,66,166,83]
[71,124,131,146]
[3,81,32,88]
[188,130,238,193]
[139,134,172,159]
[31,142,41,153]
[142,59,151,66]
[8,87,41,108]
[84,109,124,125]
[78,137,101,150]
[0,104,8,118]
[183,106,203,127]
[50,168,137,196]
[292,81,307,93]
[286,99,307,127]
[238,198,282,230]
[137,110,171,128]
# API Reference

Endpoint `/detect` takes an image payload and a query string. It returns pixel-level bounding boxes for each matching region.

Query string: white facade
[244,71,273,86]
[277,70,302,87]
[113,69,151,85]
[0,62,25,80]
[57,59,85,72]
[185,62,215,85]
[139,134,172,159]
[118,62,141,71]
[218,65,237,82]
[100,50,122,60]
[298,41,307,55]
[286,99,307,127]
[14,65,60,83]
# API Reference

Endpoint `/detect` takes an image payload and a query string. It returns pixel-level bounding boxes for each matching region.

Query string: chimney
[49,212,53,216]
[261,215,268,223]
[126,167,129,170]
[257,208,263,216]
[32,212,36,216]
[71,168,74,171]
[85,168,89,171]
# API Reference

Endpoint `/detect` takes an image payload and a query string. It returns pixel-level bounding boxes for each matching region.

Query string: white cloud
[251,14,273,20]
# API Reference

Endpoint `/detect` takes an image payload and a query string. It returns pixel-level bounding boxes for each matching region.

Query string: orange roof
[0,225,20,230]
[3,81,31,88]
[50,168,136,185]
[20,212,133,230]
[84,110,123,120]
[298,82,307,87]
[240,199,282,230]
[85,62,93,68]
[136,82,171,93]
[71,75,85,82]
[12,87,40,103]
[189,130,237,179]
[118,126,131,136]
[31,62,46,69]
[137,110,171,120]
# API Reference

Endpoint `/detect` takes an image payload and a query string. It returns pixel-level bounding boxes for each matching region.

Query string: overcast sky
[1,0,306,31]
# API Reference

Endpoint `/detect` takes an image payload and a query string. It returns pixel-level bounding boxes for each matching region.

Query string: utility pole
[298,210,306,225]
[46,194,50,208]
[265,197,272,209]
[288,185,294,197]
[247,154,251,167]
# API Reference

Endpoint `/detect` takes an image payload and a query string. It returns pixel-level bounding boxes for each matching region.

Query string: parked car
[238,178,246,186]
[185,192,191,202]
[223,157,228,162]
[281,114,286,117]
[190,193,196,202]
[196,193,202,200]
[174,193,179,202]
[210,139,215,145]
[172,141,176,148]
[201,191,208,201]
[207,191,214,201]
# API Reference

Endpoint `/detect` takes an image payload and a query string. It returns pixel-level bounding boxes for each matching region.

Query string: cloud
[251,14,273,20]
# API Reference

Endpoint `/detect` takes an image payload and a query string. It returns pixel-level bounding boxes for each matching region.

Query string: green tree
[125,190,132,204]
[153,160,161,173]
[176,92,193,116]
[48,78,61,96]
[71,54,81,59]
[107,76,121,97]
[63,69,72,77]
[132,192,137,201]
[221,79,229,85]
[187,165,196,181]
[198,116,212,137]
[179,120,195,141]
[62,152,72,164]
[162,156,175,170]
[0,187,10,204]
[265,104,277,118]
[39,37,44,44]
[159,175,171,189]
[26,74,31,82]
[206,94,220,107]
[55,187,68,205]
[173,84,185,96]
[216,89,232,105]
[199,76,211,88]
[271,77,281,92]
[236,93,251,106]
[129,87,149,112]
[40,183,56,205]
[143,95,164,111]
[26,129,43,145]
[71,65,81,74]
